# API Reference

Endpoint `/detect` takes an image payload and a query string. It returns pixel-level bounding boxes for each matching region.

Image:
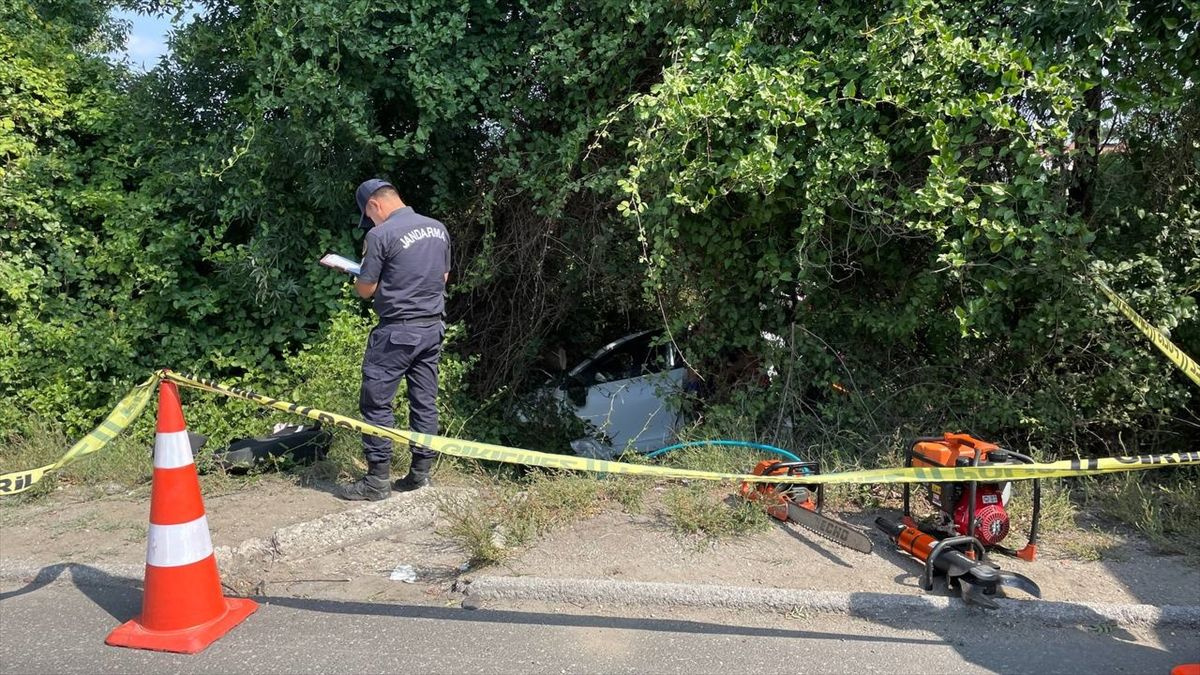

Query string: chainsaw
[739,459,873,554]
[901,433,1040,561]
[876,517,1040,608]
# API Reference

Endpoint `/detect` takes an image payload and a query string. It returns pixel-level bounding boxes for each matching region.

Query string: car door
[565,331,685,452]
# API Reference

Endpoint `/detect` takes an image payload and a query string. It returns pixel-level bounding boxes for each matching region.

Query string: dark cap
[355,178,395,229]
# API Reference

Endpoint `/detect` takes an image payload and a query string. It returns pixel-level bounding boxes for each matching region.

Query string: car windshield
[573,332,673,386]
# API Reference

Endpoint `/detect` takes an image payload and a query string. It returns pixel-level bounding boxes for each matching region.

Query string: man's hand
[355,279,378,298]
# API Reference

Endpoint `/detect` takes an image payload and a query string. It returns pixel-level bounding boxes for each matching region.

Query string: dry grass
[7,412,1196,566]
[0,419,157,502]
[437,470,651,566]
[661,483,771,543]
[1079,470,1200,558]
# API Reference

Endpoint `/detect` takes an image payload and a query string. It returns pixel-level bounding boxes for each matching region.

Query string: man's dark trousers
[360,320,444,468]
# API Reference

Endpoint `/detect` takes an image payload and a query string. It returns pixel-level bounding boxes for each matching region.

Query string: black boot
[394,454,433,492]
[336,462,391,501]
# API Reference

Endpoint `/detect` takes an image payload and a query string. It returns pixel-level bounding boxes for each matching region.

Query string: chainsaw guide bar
[786,503,874,554]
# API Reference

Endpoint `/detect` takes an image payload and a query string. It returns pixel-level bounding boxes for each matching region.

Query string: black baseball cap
[355,178,395,229]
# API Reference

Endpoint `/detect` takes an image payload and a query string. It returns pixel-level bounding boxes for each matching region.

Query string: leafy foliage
[616,0,1198,455]
[1,0,1196,467]
[2,0,148,430]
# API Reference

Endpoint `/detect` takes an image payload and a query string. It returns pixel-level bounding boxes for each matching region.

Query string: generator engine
[902,433,1040,560]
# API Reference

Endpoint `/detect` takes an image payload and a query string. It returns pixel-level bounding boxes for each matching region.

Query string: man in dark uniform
[337,178,451,501]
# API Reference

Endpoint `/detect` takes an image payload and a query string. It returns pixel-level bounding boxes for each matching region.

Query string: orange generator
[901,433,1040,561]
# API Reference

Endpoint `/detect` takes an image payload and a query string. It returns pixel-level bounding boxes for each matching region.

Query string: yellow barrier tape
[0,377,157,496]
[163,370,1200,486]
[3,369,1197,497]
[1096,279,1200,388]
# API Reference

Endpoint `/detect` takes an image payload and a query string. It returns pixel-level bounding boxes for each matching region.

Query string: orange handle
[897,525,936,561]
[942,432,1000,453]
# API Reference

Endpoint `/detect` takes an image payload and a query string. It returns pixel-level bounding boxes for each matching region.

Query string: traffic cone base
[105,597,257,654]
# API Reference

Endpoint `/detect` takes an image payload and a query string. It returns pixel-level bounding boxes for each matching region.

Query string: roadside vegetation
[2,1,1196,560]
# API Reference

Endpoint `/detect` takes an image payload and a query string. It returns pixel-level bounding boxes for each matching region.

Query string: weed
[0,422,73,501]
[0,419,160,501]
[0,411,346,503]
[502,473,605,545]
[1057,534,1106,562]
[438,493,508,566]
[785,606,813,621]
[48,514,95,537]
[92,518,146,543]
[661,483,770,542]
[1080,470,1200,558]
[1006,479,1078,537]
[603,476,653,514]
[437,472,601,565]
[437,470,654,566]
[649,443,755,475]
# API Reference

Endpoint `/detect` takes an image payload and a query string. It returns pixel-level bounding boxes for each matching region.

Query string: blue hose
[645,440,803,463]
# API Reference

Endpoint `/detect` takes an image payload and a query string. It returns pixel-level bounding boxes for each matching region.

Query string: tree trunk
[1068,85,1104,223]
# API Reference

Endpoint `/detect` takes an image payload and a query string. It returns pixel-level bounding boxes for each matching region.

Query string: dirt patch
[486,501,1200,608]
[1,474,474,611]
[0,476,352,570]
[221,508,471,608]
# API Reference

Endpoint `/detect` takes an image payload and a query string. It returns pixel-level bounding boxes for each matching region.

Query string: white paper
[389,564,417,583]
[319,253,361,276]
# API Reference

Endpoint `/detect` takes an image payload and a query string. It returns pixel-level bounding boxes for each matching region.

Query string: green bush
[617,0,1198,459]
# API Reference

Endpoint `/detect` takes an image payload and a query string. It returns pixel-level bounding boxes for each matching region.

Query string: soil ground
[219,509,471,608]
[0,476,357,569]
[488,506,1200,607]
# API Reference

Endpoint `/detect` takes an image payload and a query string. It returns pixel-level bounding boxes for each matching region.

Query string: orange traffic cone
[106,380,257,653]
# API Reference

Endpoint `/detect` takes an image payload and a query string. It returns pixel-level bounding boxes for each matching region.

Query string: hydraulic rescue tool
[879,433,1043,607]
[902,433,1040,561]
[740,459,873,554]
[876,517,1041,608]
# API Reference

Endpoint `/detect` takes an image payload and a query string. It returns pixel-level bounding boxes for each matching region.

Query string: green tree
[2,0,147,429]
[617,0,1197,454]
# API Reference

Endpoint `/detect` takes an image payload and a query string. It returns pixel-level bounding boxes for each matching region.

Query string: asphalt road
[1,581,1195,674]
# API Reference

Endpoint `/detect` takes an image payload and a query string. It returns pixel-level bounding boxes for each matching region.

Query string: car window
[576,333,673,385]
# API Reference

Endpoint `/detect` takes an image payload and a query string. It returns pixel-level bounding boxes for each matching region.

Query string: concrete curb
[464,575,1200,629]
[214,486,473,566]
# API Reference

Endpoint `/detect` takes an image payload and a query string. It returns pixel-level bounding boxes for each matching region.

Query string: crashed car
[549,329,689,459]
